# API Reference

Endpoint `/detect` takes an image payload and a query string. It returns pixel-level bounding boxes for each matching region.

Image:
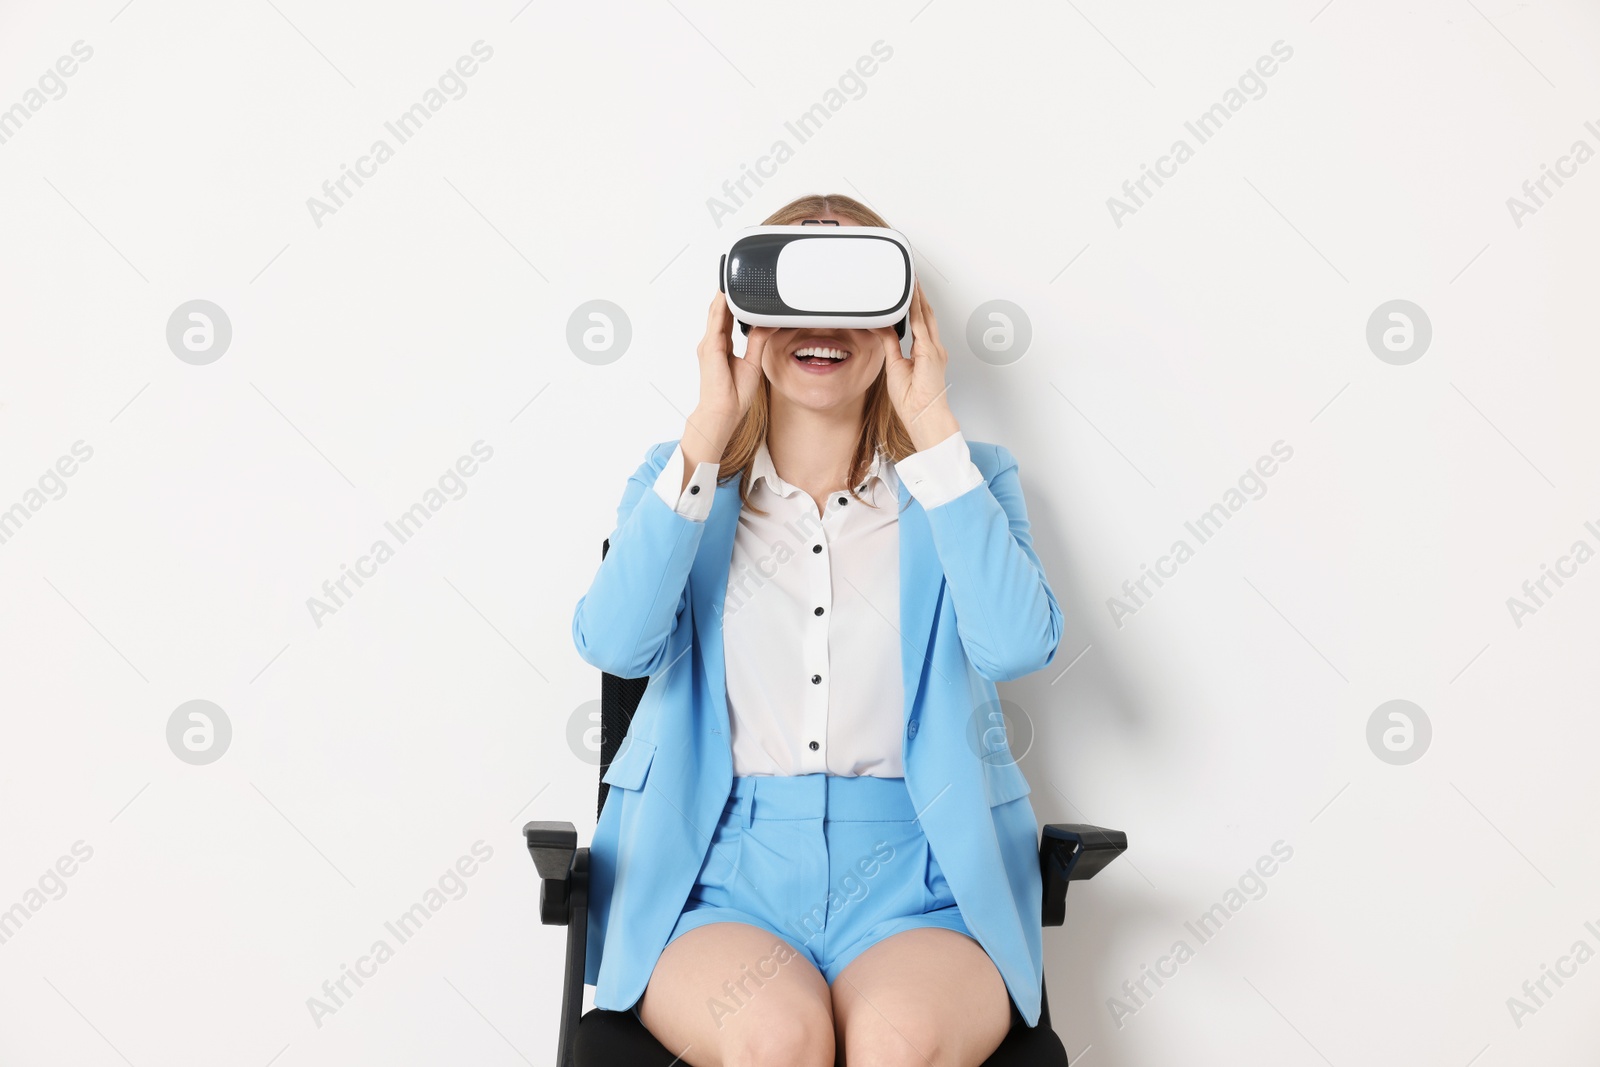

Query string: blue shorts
[633,773,975,1016]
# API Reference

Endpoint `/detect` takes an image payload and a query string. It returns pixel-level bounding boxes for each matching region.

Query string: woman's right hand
[691,293,787,451]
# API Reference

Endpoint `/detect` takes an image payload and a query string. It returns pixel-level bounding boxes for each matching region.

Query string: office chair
[526,539,1128,1066]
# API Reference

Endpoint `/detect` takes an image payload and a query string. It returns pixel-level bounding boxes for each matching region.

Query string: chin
[773,384,868,411]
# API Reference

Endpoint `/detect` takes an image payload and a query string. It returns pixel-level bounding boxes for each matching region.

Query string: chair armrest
[1039,823,1127,927]
[524,820,591,1067]
[524,821,587,926]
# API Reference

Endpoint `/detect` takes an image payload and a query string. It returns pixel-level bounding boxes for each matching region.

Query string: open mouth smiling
[792,342,851,368]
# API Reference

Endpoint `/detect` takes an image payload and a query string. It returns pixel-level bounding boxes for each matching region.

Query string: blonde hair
[716,193,915,516]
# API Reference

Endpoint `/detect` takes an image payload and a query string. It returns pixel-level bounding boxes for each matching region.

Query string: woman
[572,193,1065,1066]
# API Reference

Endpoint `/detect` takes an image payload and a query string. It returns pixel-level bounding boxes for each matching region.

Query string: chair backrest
[596,538,652,822]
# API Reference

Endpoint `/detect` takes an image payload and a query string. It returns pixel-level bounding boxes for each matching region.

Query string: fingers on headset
[706,295,728,337]
[875,327,901,362]
[919,289,943,349]
[910,284,940,349]
[746,325,777,362]
[907,287,927,341]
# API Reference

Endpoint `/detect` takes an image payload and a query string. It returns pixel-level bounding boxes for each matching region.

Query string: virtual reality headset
[720,222,915,339]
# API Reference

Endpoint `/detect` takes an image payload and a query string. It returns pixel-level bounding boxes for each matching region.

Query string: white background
[2,0,1598,1064]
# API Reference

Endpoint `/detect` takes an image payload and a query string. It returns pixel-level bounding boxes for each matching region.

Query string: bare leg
[638,920,836,1067]
[830,927,1012,1067]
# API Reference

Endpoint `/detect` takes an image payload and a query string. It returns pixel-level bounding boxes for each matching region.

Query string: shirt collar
[751,438,898,499]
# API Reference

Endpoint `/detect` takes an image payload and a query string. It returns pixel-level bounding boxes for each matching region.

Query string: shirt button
[809,740,819,751]
[689,485,700,495]
[811,674,821,684]
[814,606,824,616]
[836,495,848,506]
[812,544,822,553]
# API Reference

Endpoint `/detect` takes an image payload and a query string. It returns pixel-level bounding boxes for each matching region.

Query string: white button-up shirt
[651,430,985,778]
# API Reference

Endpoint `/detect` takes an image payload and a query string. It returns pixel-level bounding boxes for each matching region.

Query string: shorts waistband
[725,773,918,826]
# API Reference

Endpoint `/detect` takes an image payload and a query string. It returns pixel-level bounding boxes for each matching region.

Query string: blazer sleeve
[919,442,1064,682]
[571,440,709,678]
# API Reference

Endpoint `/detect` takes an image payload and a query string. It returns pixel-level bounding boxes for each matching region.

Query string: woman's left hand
[875,281,961,449]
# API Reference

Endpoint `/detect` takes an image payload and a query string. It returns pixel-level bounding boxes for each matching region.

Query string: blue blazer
[572,436,1065,1026]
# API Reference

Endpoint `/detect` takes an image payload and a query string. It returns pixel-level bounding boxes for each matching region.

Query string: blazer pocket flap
[982,763,1033,806]
[601,737,657,791]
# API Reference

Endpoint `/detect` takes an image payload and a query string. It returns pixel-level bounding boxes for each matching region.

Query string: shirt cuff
[895,430,985,509]
[651,442,719,521]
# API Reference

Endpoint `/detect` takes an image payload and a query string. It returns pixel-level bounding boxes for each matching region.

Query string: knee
[724,1008,834,1067]
[842,1007,949,1067]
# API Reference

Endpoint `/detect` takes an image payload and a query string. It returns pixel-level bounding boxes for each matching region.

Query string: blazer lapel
[690,470,743,738]
[895,474,940,728]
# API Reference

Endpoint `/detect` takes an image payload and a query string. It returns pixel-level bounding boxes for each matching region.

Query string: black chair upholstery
[526,538,1128,1065]
[571,983,1073,1065]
